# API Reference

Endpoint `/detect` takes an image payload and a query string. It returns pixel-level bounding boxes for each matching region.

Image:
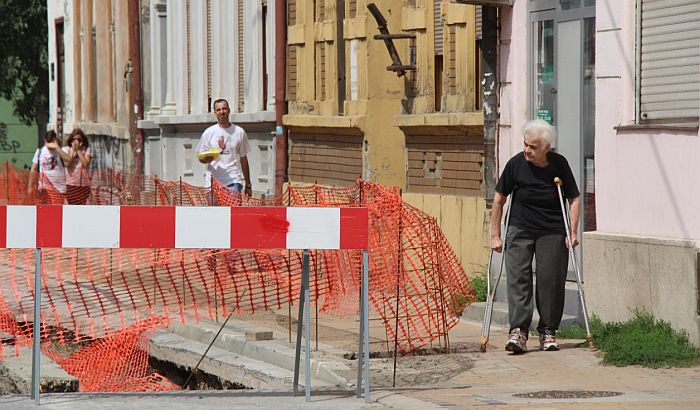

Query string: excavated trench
[148,356,251,390]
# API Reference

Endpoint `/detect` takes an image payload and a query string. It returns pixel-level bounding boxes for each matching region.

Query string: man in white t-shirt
[196,98,252,196]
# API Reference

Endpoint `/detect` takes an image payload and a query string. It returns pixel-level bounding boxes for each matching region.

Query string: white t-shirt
[196,123,251,187]
[32,147,67,193]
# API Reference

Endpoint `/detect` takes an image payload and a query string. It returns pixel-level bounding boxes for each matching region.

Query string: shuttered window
[287,0,297,101]
[186,1,192,113]
[316,43,326,100]
[288,0,296,25]
[237,0,245,112]
[206,0,212,111]
[349,0,357,18]
[316,0,325,22]
[476,5,482,41]
[448,25,456,94]
[287,45,297,100]
[434,0,443,55]
[638,0,700,123]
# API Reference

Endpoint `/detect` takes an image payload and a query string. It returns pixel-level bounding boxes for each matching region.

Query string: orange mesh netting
[0,162,476,391]
[43,317,178,392]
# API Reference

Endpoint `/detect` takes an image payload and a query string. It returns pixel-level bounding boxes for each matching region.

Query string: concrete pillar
[147,0,166,117]
[174,0,188,115]
[162,0,177,115]
[244,0,261,113]
[189,1,207,114]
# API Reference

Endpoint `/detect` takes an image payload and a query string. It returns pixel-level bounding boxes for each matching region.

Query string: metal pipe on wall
[129,0,144,175]
[274,0,288,198]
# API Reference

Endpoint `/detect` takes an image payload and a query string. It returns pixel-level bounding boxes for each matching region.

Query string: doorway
[55,19,65,138]
[529,0,596,272]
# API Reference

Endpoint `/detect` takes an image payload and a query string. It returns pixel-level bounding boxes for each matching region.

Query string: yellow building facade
[284,0,489,276]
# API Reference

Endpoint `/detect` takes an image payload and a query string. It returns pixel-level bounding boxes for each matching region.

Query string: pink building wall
[595,0,700,241]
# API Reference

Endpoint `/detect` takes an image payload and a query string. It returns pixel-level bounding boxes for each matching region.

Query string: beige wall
[404,193,489,278]
[285,0,488,273]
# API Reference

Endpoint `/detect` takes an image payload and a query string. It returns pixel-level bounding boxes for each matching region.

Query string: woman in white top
[27,130,66,204]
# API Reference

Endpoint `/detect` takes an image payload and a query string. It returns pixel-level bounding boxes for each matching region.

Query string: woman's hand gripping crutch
[480,195,512,353]
[553,177,595,349]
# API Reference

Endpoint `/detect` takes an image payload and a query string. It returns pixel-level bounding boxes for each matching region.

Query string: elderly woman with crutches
[489,119,581,354]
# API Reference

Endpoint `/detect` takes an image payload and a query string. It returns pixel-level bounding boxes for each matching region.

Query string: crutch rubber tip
[587,334,596,350]
[553,177,562,185]
[480,336,488,352]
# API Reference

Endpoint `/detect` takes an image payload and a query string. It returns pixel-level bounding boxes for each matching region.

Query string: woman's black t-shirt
[495,151,580,233]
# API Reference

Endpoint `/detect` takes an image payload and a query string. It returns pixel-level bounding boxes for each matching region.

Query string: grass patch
[447,270,488,316]
[470,274,487,303]
[557,311,700,368]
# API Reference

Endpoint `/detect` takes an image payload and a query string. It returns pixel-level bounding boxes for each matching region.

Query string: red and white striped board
[0,205,368,250]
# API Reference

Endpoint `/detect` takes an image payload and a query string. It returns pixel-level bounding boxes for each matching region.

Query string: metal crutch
[553,177,594,349]
[480,195,512,353]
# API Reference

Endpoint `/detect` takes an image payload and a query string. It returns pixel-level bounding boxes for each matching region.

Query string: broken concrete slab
[1,347,78,394]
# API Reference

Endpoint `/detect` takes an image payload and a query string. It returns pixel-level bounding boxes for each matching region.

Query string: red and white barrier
[0,205,368,250]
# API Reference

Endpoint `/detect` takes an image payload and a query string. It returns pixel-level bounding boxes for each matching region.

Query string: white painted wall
[595,0,700,241]
[47,0,75,131]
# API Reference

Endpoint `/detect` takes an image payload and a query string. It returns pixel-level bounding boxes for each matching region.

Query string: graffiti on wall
[89,134,129,173]
[0,122,35,170]
[0,124,20,153]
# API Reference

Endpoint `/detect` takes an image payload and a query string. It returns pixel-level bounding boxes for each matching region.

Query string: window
[637,0,700,124]
[434,0,444,112]
[183,143,193,176]
[258,145,270,182]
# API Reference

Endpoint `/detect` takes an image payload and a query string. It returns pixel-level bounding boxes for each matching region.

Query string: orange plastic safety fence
[43,317,178,392]
[0,162,476,392]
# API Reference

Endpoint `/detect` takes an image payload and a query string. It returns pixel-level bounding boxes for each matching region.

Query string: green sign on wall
[540,65,554,84]
[537,109,553,124]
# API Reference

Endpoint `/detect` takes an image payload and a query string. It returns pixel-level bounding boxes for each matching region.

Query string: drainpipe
[274,0,288,198]
[129,0,144,175]
[482,6,498,207]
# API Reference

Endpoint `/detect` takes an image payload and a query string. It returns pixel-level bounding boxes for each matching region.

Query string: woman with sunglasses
[61,128,93,204]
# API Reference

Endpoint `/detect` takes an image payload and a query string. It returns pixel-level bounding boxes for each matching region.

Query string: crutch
[480,195,512,353]
[553,177,594,349]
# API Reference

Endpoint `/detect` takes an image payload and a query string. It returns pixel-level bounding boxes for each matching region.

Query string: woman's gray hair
[522,119,556,146]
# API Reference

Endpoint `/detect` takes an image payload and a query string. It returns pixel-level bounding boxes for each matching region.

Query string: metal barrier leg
[304,260,311,402]
[356,255,364,398]
[293,250,310,396]
[362,250,370,403]
[31,248,41,404]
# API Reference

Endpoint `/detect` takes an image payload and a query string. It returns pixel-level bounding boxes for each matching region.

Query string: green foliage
[558,311,700,368]
[449,292,474,316]
[0,0,49,126]
[447,271,487,316]
[470,274,487,303]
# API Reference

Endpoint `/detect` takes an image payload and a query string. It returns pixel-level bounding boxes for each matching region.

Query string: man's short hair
[522,119,556,146]
[213,98,229,109]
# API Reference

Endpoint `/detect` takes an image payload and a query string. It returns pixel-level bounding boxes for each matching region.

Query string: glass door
[531,14,556,126]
